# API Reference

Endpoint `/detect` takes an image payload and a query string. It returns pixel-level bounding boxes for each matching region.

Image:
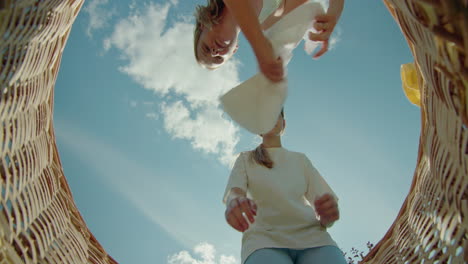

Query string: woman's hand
[308,14,338,58]
[225,196,257,232]
[254,36,284,83]
[308,0,344,58]
[223,0,284,82]
[314,193,339,228]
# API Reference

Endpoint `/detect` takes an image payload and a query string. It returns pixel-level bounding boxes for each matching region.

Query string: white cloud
[83,0,115,37]
[104,2,241,165]
[130,100,138,108]
[145,112,159,120]
[329,27,342,50]
[161,101,239,165]
[168,243,237,264]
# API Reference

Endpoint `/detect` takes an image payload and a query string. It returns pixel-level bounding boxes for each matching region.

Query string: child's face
[196,21,239,69]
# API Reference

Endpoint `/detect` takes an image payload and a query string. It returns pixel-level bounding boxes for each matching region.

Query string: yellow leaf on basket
[401,62,421,107]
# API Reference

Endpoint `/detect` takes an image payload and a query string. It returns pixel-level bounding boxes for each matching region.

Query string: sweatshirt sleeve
[222,152,248,204]
[303,154,339,205]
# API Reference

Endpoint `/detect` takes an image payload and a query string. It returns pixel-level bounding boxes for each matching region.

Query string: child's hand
[254,36,284,83]
[314,193,339,227]
[308,14,339,59]
[225,197,257,232]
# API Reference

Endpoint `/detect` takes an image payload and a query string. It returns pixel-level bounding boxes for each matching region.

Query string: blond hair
[193,0,225,63]
[251,109,285,169]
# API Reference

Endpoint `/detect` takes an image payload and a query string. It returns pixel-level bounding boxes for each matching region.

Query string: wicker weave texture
[1,0,467,264]
[362,0,468,263]
[0,1,117,263]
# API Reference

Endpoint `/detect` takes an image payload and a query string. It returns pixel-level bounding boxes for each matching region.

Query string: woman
[194,0,345,82]
[223,109,347,264]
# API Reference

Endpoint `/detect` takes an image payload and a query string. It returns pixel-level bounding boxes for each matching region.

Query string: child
[194,0,344,82]
[223,109,347,264]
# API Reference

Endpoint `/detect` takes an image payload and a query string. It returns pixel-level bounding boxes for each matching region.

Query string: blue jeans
[244,246,347,264]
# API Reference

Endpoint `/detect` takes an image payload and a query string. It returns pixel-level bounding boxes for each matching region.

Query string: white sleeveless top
[223,148,339,263]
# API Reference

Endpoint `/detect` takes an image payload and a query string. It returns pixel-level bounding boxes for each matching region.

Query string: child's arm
[314,193,339,228]
[225,187,248,205]
[225,187,257,232]
[303,154,340,227]
[223,0,284,82]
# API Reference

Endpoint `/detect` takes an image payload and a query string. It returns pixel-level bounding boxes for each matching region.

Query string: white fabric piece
[220,1,324,134]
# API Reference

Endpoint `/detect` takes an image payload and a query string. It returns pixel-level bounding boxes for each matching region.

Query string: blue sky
[54,0,420,263]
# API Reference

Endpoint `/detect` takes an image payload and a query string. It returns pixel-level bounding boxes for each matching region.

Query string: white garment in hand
[220,1,324,134]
